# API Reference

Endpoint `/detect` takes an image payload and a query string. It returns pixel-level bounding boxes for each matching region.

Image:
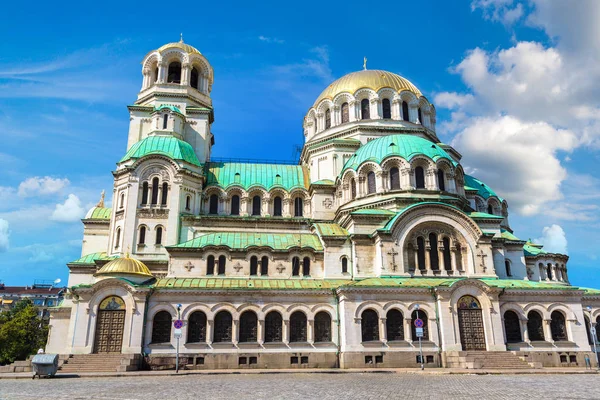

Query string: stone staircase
[59,354,141,373]
[446,351,534,369]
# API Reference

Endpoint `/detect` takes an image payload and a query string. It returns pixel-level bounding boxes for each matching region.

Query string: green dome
[464,174,504,202]
[119,136,201,166]
[341,134,456,174]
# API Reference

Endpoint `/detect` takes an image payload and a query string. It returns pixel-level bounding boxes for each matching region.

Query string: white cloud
[433,92,474,109]
[258,36,284,44]
[471,0,524,25]
[535,224,568,254]
[18,176,70,197]
[50,194,86,223]
[0,219,9,252]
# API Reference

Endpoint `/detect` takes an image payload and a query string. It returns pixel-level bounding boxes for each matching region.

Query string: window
[314,312,332,343]
[341,102,349,123]
[289,311,307,342]
[402,101,409,121]
[207,255,215,275]
[139,226,146,245]
[161,182,168,205]
[239,311,258,342]
[213,311,232,343]
[429,233,439,270]
[218,255,226,275]
[155,227,163,245]
[487,204,493,214]
[265,311,283,342]
[505,260,512,277]
[437,170,445,191]
[294,197,303,217]
[292,257,300,276]
[250,256,258,275]
[273,196,282,217]
[367,171,376,194]
[411,310,429,340]
[185,195,191,211]
[163,114,168,129]
[551,311,568,341]
[504,310,522,343]
[341,257,348,274]
[417,237,426,270]
[151,177,159,205]
[442,237,451,271]
[382,98,391,119]
[361,309,379,342]
[390,167,400,190]
[151,311,172,343]
[190,67,199,89]
[119,193,125,209]
[386,309,404,341]
[325,109,331,129]
[350,178,356,199]
[114,227,121,249]
[418,107,423,123]
[261,256,269,276]
[252,195,261,216]
[141,182,149,205]
[187,311,207,343]
[527,311,545,341]
[231,195,240,215]
[209,194,218,215]
[361,99,370,120]
[415,167,425,189]
[547,264,553,280]
[302,257,310,276]
[167,62,181,83]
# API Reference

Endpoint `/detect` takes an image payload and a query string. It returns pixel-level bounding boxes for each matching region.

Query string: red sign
[414,318,424,328]
[173,319,183,329]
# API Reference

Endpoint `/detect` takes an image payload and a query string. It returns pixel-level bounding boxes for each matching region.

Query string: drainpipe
[430,288,443,368]
[333,288,341,369]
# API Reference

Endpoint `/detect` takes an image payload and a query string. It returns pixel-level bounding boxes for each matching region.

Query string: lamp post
[585,306,599,371]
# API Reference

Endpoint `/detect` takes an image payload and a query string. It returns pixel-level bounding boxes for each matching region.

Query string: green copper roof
[169,232,323,252]
[523,242,547,257]
[313,223,349,237]
[352,208,396,216]
[341,134,456,174]
[86,207,112,220]
[153,278,349,290]
[464,175,503,202]
[582,287,600,296]
[501,229,522,241]
[120,136,201,166]
[478,278,576,290]
[154,104,183,115]
[204,162,309,191]
[380,202,464,233]
[69,252,117,266]
[468,211,504,220]
[306,138,361,151]
[311,179,335,186]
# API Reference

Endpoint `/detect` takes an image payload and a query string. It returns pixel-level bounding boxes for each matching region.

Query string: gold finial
[96,190,105,208]
[180,33,184,43]
[363,57,367,70]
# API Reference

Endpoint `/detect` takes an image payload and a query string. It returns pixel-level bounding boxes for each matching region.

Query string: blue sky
[1,0,599,287]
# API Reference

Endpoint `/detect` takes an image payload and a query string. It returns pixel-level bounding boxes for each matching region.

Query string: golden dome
[313,69,422,108]
[95,256,153,278]
[158,41,201,55]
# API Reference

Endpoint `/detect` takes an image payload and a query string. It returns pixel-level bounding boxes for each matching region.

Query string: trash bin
[31,354,59,378]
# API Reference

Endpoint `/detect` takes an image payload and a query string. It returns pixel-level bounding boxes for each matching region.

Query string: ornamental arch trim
[354,301,385,319]
[180,303,212,320]
[523,303,550,319]
[499,303,527,320]
[547,303,576,320]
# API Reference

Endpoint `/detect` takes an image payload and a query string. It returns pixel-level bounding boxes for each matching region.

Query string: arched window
[504,310,522,343]
[290,311,307,342]
[153,67,158,83]
[151,177,159,205]
[415,167,425,189]
[187,311,207,343]
[325,109,331,129]
[382,98,391,119]
[155,226,163,245]
[218,255,226,275]
[138,226,146,245]
[250,256,258,275]
[386,309,404,341]
[411,310,429,340]
[141,182,149,205]
[190,67,199,89]
[206,255,215,275]
[547,264,553,280]
[442,237,451,271]
[167,62,181,83]
[114,227,121,249]
[239,311,258,343]
[367,171,376,194]
[341,102,349,123]
[265,311,283,342]
[437,169,445,191]
[429,233,439,270]
[231,195,240,215]
[161,182,168,205]
[252,195,261,216]
[402,101,409,121]
[314,312,332,343]
[209,194,218,215]
[417,237,426,270]
[361,98,370,120]
[505,260,512,277]
[213,311,232,343]
[119,193,125,209]
[294,197,303,217]
[361,309,379,342]
[487,204,493,215]
[418,107,423,123]
[163,114,168,129]
[185,195,191,211]
[551,311,568,341]
[151,311,171,343]
[292,257,300,276]
[341,257,348,274]
[390,167,400,190]
[261,256,269,276]
[350,178,357,199]
[302,257,310,276]
[527,311,545,341]
[273,196,282,217]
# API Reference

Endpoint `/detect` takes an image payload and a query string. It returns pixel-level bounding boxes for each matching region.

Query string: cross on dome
[180,33,184,43]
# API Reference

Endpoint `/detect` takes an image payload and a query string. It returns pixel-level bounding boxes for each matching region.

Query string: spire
[363,56,368,70]
[180,33,184,43]
[96,190,105,208]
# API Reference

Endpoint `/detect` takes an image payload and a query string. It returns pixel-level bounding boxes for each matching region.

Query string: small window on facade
[141,182,149,205]
[367,171,376,194]
[289,311,307,342]
[252,195,261,216]
[390,167,400,190]
[161,182,168,205]
[162,114,168,129]
[418,107,423,123]
[402,101,409,121]
[151,311,172,343]
[294,197,303,217]
[361,309,379,342]
[273,196,282,217]
[190,67,199,89]
[167,62,182,83]
[547,264,553,280]
[437,170,445,191]
[314,312,332,343]
[151,177,160,205]
[209,194,219,215]
[361,99,370,120]
[386,309,404,341]
[207,255,215,275]
[382,98,391,119]
[527,311,545,341]
[115,227,121,249]
[265,311,283,342]
[325,109,331,129]
[292,257,300,276]
[341,257,348,273]
[505,260,512,277]
[139,226,146,245]
[187,311,207,343]
[155,227,163,245]
[415,167,425,189]
[504,310,522,343]
[213,311,232,343]
[487,204,493,215]
[218,255,226,275]
[302,257,310,276]
[231,195,240,215]
[185,195,191,211]
[250,256,258,275]
[442,237,451,271]
[119,193,125,209]
[351,178,356,199]
[239,311,258,343]
[261,256,269,276]
[429,233,439,270]
[417,236,426,270]
[341,102,349,123]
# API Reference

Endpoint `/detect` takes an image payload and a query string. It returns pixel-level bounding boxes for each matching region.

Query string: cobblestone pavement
[2,373,600,400]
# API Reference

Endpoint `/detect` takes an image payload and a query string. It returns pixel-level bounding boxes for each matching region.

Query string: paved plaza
[1,373,600,400]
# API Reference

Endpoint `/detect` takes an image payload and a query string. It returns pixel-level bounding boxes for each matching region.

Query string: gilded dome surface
[314,70,422,108]
[95,256,153,278]
[158,41,201,55]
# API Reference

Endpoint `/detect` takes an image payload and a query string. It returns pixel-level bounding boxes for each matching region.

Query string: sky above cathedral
[1,0,599,287]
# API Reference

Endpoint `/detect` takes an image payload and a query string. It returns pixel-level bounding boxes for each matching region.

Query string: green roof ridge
[119,136,201,166]
[170,232,323,252]
[204,162,309,191]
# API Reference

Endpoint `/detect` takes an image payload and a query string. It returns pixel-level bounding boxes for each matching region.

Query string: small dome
[119,136,201,166]
[158,41,201,55]
[84,206,111,220]
[95,256,153,278]
[314,70,422,108]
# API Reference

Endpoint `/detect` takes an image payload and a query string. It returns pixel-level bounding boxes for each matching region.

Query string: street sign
[416,327,424,338]
[414,318,424,328]
[174,328,182,338]
[174,319,183,329]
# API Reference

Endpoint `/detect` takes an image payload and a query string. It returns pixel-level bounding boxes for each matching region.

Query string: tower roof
[119,136,201,166]
[95,256,153,278]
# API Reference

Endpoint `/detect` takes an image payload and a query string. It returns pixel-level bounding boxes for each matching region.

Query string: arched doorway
[94,296,126,353]
[457,295,486,351]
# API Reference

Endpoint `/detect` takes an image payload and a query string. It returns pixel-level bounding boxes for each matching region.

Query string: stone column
[438,242,446,273]
[358,176,366,197]
[181,63,191,86]
[232,319,239,345]
[380,171,389,193]
[308,319,314,344]
[413,247,420,273]
[262,197,270,217]
[380,318,387,342]
[451,248,457,272]
[283,320,290,345]
[392,99,401,120]
[349,100,358,122]
[282,198,291,218]
[544,319,553,342]
[315,112,323,133]
[425,244,431,274]
[375,171,383,193]
[257,320,264,345]
[521,319,529,343]
[404,318,413,342]
[157,62,167,84]
[207,320,214,344]
[370,98,381,119]
[240,196,249,217]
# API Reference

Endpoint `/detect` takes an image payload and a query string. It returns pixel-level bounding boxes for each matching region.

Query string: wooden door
[94,310,125,353]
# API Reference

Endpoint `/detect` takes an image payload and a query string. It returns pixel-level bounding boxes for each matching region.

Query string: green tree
[0,299,49,365]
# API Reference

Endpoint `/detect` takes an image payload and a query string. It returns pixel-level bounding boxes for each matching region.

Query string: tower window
[437,169,445,191]
[292,257,300,276]
[141,182,149,205]
[341,257,348,274]
[418,107,423,123]
[367,172,376,194]
[294,197,303,217]
[185,195,191,211]
[119,193,125,209]
[361,99,370,120]
[252,195,261,216]
[162,114,168,130]
[231,195,240,215]
[415,167,425,189]
[139,226,146,245]
[155,226,163,245]
[350,178,356,199]
[151,177,159,205]
[402,101,409,121]
[209,194,218,215]
[382,98,391,119]
[505,260,512,277]
[190,67,199,89]
[302,257,310,276]
[167,62,182,83]
[273,196,282,217]
[341,102,349,123]
[487,204,493,215]
[325,109,331,129]
[261,256,269,276]
[218,255,226,275]
[390,167,400,190]
[161,182,168,205]
[207,255,215,275]
[250,256,258,276]
[114,227,121,249]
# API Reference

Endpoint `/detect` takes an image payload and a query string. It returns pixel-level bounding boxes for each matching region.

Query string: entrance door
[93,296,126,353]
[457,295,486,351]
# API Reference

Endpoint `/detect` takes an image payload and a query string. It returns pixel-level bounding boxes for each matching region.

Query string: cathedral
[46,39,600,370]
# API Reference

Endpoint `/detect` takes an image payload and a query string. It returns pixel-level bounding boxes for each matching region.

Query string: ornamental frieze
[137,208,169,218]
